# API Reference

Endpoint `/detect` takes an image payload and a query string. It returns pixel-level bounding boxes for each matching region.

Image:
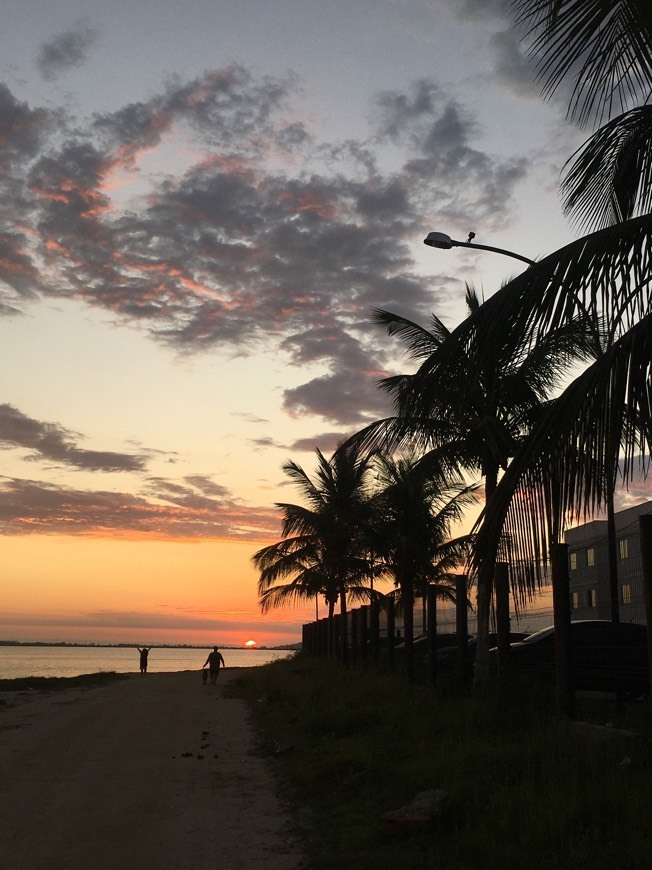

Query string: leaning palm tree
[252,444,376,658]
[368,450,479,679]
[460,3,652,607]
[399,0,652,660]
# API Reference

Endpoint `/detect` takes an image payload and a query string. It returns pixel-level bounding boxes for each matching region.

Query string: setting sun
[244,639,257,648]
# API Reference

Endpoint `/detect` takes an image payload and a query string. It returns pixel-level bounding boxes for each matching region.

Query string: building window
[587,588,597,608]
[621,583,632,605]
[586,547,595,566]
[571,591,580,609]
[619,538,630,559]
[570,551,577,571]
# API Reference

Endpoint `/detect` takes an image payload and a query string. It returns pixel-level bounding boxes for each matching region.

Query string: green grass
[227,655,652,870]
[0,671,127,692]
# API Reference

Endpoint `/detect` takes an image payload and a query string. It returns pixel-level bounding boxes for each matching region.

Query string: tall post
[551,542,574,719]
[328,612,335,658]
[427,586,438,688]
[456,574,469,692]
[318,617,328,657]
[371,599,380,663]
[606,492,620,623]
[350,608,359,668]
[494,562,511,672]
[359,604,368,667]
[333,613,342,662]
[386,597,396,671]
[340,608,349,666]
[638,514,652,698]
[403,586,415,681]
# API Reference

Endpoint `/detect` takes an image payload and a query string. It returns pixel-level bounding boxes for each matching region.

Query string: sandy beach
[0,670,306,870]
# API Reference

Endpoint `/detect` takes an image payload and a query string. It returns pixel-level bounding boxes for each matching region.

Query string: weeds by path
[228,655,652,870]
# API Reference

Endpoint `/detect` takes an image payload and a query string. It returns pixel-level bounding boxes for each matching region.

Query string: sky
[1,0,645,648]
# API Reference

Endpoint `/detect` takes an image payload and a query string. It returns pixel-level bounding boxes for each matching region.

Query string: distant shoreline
[0,640,301,651]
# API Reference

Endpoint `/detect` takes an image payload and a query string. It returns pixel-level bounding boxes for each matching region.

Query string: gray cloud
[488,29,541,99]
[0,404,146,472]
[283,368,393,427]
[0,475,280,540]
[374,80,529,225]
[289,432,356,455]
[36,26,99,81]
[445,0,507,21]
[0,69,531,423]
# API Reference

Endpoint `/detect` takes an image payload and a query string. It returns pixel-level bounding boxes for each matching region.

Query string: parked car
[492,620,649,696]
[437,633,528,666]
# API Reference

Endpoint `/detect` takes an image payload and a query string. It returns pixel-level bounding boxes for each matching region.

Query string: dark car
[493,620,649,696]
[437,632,528,665]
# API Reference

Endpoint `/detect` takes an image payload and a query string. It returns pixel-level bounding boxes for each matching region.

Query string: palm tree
[347,286,594,677]
[383,1,652,666]
[369,450,479,678]
[252,444,376,658]
[508,0,652,627]
[458,3,652,606]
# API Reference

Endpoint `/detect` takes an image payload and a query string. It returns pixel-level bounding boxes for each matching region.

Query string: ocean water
[0,645,296,680]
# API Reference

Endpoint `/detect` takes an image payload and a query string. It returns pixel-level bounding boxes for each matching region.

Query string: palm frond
[371,308,450,361]
[259,581,321,614]
[511,0,652,127]
[476,313,652,587]
[562,106,652,229]
[461,214,652,358]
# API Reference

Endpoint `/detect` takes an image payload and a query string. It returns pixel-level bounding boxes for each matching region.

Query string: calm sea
[0,645,296,680]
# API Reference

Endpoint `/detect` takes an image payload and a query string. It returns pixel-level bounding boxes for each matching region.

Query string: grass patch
[0,671,127,693]
[227,655,652,870]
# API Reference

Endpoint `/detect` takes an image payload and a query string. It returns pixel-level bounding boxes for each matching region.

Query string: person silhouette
[137,646,151,673]
[203,646,225,685]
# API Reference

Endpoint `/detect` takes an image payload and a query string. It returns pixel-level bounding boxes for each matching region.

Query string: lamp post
[423,228,534,684]
[424,231,535,267]
[423,228,579,711]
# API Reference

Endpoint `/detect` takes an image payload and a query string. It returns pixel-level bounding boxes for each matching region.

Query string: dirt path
[0,670,306,870]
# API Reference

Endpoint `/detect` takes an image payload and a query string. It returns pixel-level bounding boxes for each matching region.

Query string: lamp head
[423,231,454,250]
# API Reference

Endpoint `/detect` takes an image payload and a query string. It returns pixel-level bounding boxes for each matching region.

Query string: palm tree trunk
[474,462,499,683]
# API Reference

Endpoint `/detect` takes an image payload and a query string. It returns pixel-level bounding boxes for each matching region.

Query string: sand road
[0,670,305,870]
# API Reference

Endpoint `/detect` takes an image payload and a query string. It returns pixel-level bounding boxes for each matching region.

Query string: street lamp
[424,231,535,267]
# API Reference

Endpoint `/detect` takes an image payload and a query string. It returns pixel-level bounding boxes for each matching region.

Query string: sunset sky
[2,1,644,648]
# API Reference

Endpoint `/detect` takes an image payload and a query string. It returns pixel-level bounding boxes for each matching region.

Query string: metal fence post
[552,542,574,719]
[638,514,652,698]
[456,574,469,692]
[495,562,510,671]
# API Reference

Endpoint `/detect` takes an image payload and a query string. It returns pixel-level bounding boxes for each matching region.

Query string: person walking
[137,646,151,673]
[202,646,225,685]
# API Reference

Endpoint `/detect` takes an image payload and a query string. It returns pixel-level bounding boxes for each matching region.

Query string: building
[565,500,652,624]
